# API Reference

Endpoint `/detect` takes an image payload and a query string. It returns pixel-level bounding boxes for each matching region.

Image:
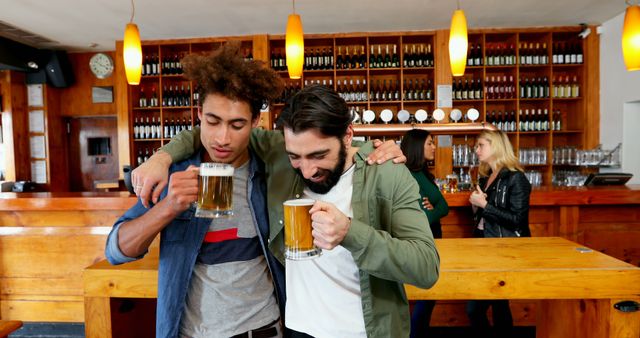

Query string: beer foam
[283,198,315,206]
[200,164,234,176]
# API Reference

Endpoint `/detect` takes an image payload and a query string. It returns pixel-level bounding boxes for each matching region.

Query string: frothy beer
[284,199,321,260]
[196,163,234,218]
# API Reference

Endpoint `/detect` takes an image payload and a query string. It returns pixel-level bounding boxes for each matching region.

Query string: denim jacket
[105,150,286,338]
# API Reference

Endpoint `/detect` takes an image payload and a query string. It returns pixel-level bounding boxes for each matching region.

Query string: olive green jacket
[162,127,440,338]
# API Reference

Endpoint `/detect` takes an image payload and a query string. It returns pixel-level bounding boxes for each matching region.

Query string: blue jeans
[466,300,513,338]
[410,300,436,338]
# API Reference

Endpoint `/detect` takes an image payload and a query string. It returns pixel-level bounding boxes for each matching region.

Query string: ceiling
[0,0,630,52]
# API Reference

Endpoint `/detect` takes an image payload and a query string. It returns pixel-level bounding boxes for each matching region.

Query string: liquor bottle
[571,76,579,98]
[467,44,474,66]
[358,46,366,69]
[376,45,384,68]
[137,149,143,166]
[409,45,417,67]
[139,88,147,108]
[369,45,376,68]
[576,43,583,64]
[384,45,391,68]
[403,45,409,68]
[327,47,334,69]
[426,44,434,67]
[392,45,399,68]
[335,46,343,69]
[349,47,358,69]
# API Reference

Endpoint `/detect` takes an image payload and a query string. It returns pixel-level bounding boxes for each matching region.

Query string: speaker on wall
[44,50,74,88]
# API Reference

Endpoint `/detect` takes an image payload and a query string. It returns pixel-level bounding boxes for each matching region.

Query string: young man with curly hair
[105,42,286,338]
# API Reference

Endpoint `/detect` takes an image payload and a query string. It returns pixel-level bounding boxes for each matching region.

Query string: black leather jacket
[474,168,532,238]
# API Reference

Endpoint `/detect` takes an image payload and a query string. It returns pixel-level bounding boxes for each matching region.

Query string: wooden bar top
[84,237,640,300]
[1,185,639,211]
[0,192,137,211]
[442,184,640,207]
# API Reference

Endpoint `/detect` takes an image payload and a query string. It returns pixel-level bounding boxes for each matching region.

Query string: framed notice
[29,110,45,133]
[27,84,44,107]
[29,135,46,158]
[92,86,114,103]
[31,160,47,184]
[437,84,453,108]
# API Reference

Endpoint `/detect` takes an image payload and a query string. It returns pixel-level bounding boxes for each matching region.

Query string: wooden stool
[0,320,23,338]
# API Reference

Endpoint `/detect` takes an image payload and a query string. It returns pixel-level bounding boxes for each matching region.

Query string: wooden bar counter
[0,192,136,322]
[1,186,639,326]
[83,237,640,338]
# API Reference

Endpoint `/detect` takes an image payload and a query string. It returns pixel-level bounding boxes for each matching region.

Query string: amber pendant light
[623,0,640,71]
[449,0,468,77]
[286,0,304,79]
[123,0,142,85]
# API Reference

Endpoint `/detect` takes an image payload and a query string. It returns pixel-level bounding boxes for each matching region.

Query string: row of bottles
[133,117,193,139]
[139,85,196,108]
[464,41,583,67]
[161,85,192,107]
[453,78,484,100]
[337,45,365,69]
[305,48,335,70]
[404,79,433,101]
[160,53,184,75]
[138,87,159,108]
[519,42,549,65]
[486,109,562,132]
[552,76,580,98]
[486,75,516,99]
[136,148,155,166]
[552,42,583,64]
[142,54,160,76]
[338,78,368,102]
[484,43,516,66]
[269,43,435,71]
[518,109,551,132]
[402,44,434,68]
[520,77,550,99]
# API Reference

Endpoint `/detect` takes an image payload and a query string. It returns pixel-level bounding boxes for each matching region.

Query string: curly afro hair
[182,40,283,119]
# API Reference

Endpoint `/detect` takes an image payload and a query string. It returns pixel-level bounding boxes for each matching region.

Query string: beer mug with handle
[284,199,322,260]
[195,163,234,218]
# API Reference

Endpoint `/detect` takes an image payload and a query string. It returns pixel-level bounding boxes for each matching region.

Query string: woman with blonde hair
[467,130,531,338]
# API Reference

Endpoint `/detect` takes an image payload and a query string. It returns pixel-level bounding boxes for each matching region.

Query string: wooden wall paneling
[0,71,30,181]
[434,30,453,179]
[67,117,119,191]
[84,297,112,337]
[61,52,117,117]
[537,299,640,338]
[44,86,70,191]
[253,35,273,130]
[0,71,17,181]
[583,25,600,149]
[115,41,131,178]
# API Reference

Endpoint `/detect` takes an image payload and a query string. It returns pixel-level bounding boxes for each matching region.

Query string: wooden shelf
[353,122,497,136]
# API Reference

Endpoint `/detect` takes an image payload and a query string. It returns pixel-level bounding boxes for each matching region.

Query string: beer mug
[446,173,459,193]
[195,163,234,218]
[284,199,322,260]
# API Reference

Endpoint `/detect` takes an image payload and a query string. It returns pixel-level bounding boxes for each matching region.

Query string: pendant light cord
[292,0,296,14]
[457,0,461,10]
[627,0,639,5]
[130,0,136,23]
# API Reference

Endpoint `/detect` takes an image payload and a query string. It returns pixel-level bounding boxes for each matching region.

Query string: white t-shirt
[285,165,367,338]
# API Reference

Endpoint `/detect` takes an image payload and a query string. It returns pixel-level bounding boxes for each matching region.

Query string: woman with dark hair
[401,129,449,337]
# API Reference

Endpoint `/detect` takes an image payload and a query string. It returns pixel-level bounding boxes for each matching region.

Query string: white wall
[600,11,640,184]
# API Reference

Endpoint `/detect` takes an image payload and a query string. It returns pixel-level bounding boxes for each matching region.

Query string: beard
[295,141,347,194]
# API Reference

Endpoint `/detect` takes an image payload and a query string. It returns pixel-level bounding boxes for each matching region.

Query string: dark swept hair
[277,85,351,139]
[181,40,283,119]
[400,129,435,181]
